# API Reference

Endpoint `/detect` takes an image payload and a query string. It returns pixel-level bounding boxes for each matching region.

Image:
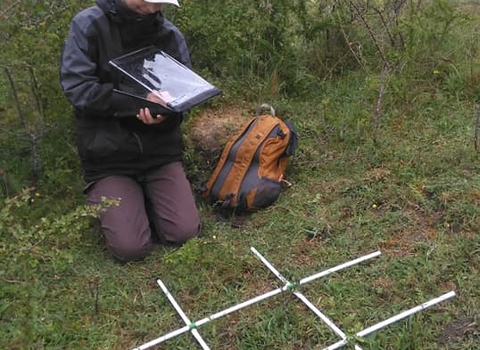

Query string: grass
[2,2,480,350]
[2,74,479,349]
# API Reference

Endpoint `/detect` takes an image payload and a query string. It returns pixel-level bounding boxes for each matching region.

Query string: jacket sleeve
[162,19,192,69]
[60,12,115,115]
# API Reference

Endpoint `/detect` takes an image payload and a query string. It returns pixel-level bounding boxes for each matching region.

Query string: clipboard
[109,46,221,114]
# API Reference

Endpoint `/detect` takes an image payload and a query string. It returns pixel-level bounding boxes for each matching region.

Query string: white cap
[144,0,180,6]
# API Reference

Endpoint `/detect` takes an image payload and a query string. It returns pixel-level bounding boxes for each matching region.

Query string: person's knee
[108,239,152,263]
[163,220,201,244]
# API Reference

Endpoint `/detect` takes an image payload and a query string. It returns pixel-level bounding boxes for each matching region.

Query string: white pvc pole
[156,279,211,350]
[132,287,287,350]
[322,291,456,350]
[357,291,456,337]
[132,250,381,350]
[299,251,381,286]
[250,247,363,350]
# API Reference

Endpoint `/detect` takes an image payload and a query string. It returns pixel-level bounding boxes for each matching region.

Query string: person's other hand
[137,107,165,124]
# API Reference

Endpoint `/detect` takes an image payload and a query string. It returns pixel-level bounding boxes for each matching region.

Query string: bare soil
[188,105,253,154]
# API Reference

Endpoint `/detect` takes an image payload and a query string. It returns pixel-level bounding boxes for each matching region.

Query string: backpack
[201,104,298,214]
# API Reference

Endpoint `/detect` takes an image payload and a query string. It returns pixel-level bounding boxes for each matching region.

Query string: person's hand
[136,107,165,124]
[146,90,173,107]
[136,90,174,124]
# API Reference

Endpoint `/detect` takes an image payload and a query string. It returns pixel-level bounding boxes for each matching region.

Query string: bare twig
[342,35,366,72]
[1,277,27,284]
[322,49,356,81]
[0,0,21,20]
[0,126,17,135]
[392,0,406,49]
[12,237,48,256]
[337,19,367,73]
[346,0,389,67]
[89,277,100,316]
[28,66,46,122]
[475,105,480,152]
[373,64,390,144]
[4,67,28,130]
[3,67,47,184]
[371,5,397,49]
[0,167,9,197]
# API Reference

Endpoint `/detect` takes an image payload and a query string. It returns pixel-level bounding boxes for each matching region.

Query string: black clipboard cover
[109,46,221,114]
[112,89,177,118]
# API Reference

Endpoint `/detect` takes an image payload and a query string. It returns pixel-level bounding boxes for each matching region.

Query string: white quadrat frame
[131,248,455,350]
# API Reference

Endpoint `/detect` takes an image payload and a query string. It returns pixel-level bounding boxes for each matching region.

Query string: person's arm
[60,13,166,124]
[160,18,192,68]
[60,14,115,115]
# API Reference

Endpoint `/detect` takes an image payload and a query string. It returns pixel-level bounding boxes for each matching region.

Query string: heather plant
[1,189,97,270]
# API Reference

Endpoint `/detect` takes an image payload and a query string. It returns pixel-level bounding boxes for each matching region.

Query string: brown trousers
[85,162,201,262]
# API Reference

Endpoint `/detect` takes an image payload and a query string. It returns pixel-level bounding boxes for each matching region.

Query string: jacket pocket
[77,119,138,164]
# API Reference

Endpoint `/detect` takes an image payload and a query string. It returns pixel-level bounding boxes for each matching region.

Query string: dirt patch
[438,317,479,344]
[458,2,480,15]
[364,167,392,183]
[188,105,253,154]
